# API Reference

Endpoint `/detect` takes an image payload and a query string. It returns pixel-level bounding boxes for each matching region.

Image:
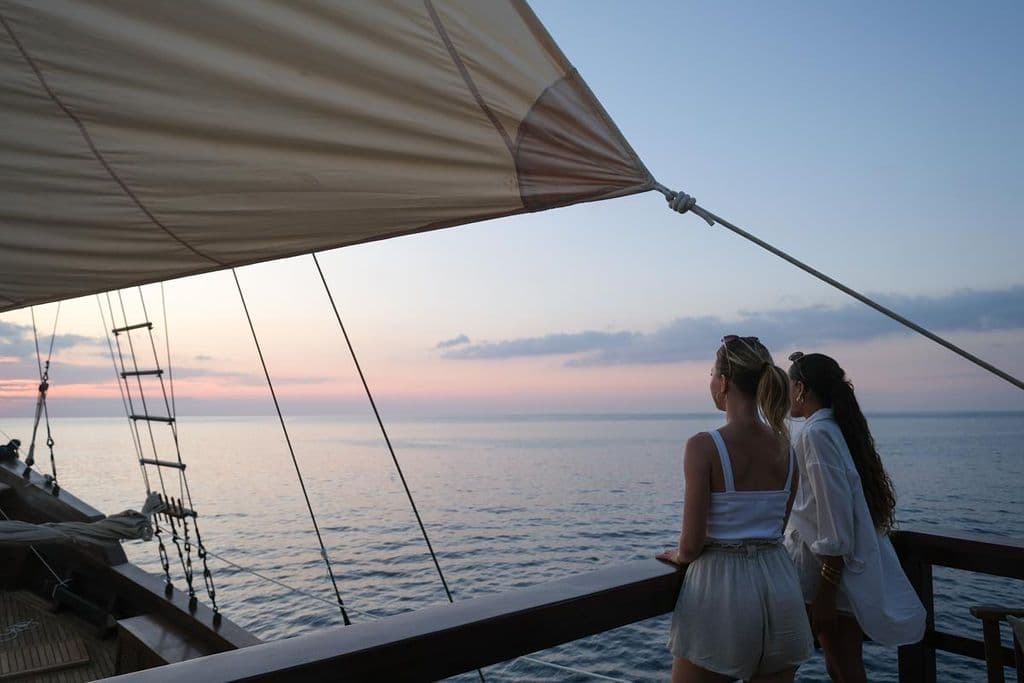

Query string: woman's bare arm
[677,434,712,563]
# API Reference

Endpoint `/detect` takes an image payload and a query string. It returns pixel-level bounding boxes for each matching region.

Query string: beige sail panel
[0,1,650,312]
[0,30,208,310]
[428,0,565,148]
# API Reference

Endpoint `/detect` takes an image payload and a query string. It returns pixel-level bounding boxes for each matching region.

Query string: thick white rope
[657,183,1024,392]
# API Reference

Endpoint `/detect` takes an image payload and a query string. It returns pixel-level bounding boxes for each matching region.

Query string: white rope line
[0,619,36,643]
[0,504,66,589]
[656,183,1024,392]
[202,548,374,618]
[202,548,626,681]
[516,656,630,683]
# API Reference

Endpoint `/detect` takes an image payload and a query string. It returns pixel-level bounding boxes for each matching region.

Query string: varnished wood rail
[102,559,684,682]
[895,529,1024,683]
[102,529,1023,682]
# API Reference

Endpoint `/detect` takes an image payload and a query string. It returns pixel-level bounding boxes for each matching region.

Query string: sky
[1,0,1023,420]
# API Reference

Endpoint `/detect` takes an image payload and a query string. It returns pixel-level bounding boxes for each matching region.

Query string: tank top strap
[783,445,796,492]
[707,429,735,492]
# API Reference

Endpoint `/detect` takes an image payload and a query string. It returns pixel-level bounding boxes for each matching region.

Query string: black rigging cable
[311,254,485,682]
[161,283,178,419]
[657,185,1024,392]
[97,296,151,492]
[27,304,61,489]
[106,291,178,590]
[135,285,217,614]
[311,254,455,601]
[231,268,351,626]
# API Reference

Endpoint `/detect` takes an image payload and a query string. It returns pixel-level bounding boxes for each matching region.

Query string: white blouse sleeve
[802,425,856,558]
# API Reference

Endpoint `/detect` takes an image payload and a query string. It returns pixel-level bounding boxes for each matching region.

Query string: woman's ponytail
[790,353,898,533]
[830,378,897,533]
[757,363,791,445]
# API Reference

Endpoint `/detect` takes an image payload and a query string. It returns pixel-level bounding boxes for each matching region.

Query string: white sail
[0,0,651,312]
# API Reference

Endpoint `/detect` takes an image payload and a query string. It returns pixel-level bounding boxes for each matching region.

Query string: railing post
[898,554,936,683]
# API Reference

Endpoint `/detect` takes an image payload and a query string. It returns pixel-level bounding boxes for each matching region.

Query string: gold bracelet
[820,570,840,586]
[820,564,841,584]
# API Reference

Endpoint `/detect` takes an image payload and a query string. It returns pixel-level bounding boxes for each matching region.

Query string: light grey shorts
[668,539,814,680]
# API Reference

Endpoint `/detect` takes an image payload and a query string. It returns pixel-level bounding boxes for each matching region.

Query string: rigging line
[45,302,60,366]
[199,547,366,617]
[156,284,186,502]
[102,293,169,584]
[310,254,485,683]
[161,283,177,420]
[231,268,352,626]
[29,303,63,380]
[30,307,42,379]
[137,287,189,505]
[0,426,11,440]
[202,547,623,682]
[116,290,170,499]
[26,307,58,473]
[0,504,65,588]
[515,657,630,683]
[655,184,1024,392]
[310,255,455,601]
[113,290,187,583]
[146,282,216,611]
[99,294,150,493]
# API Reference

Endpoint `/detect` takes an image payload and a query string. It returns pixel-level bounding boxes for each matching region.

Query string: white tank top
[705,429,794,541]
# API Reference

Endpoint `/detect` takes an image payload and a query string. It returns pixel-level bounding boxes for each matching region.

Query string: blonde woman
[659,336,813,682]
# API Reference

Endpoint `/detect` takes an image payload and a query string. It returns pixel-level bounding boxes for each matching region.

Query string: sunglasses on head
[722,335,758,345]
[719,335,760,375]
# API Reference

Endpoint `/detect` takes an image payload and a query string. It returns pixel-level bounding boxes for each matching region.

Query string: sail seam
[423,0,514,156]
[0,14,224,267]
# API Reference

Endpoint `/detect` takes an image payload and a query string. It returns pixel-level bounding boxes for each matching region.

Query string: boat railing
[893,529,1024,682]
[104,528,1023,682]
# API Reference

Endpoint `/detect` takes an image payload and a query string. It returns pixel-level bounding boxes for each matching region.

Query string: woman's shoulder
[684,430,716,454]
[797,418,847,463]
[801,418,837,439]
[683,431,717,465]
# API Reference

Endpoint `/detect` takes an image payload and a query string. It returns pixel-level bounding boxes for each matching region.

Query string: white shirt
[785,408,926,646]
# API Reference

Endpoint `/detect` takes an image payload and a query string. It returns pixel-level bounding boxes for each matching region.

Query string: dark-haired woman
[785,352,925,683]
[659,337,812,682]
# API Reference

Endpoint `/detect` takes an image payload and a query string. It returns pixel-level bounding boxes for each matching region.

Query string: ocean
[1,412,1021,682]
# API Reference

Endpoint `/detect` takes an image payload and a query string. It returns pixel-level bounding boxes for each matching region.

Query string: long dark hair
[789,353,897,533]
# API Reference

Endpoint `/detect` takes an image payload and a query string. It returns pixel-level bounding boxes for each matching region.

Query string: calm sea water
[1,412,1021,682]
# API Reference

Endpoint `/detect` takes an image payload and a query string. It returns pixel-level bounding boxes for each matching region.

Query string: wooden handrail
[896,529,1024,683]
[103,559,683,682]
[101,529,1023,683]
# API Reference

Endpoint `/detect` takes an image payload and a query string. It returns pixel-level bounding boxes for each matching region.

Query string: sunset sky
[1,0,1022,420]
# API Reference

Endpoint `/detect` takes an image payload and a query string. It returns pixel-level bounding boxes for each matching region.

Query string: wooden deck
[0,590,116,682]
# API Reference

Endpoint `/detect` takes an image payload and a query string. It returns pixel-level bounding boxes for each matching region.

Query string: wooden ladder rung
[140,458,185,470]
[129,414,175,424]
[111,322,153,334]
[121,369,163,378]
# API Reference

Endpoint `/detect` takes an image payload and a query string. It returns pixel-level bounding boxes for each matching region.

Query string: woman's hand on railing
[656,549,687,568]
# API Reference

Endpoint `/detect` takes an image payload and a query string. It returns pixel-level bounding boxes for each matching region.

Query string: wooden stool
[970,605,1024,683]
